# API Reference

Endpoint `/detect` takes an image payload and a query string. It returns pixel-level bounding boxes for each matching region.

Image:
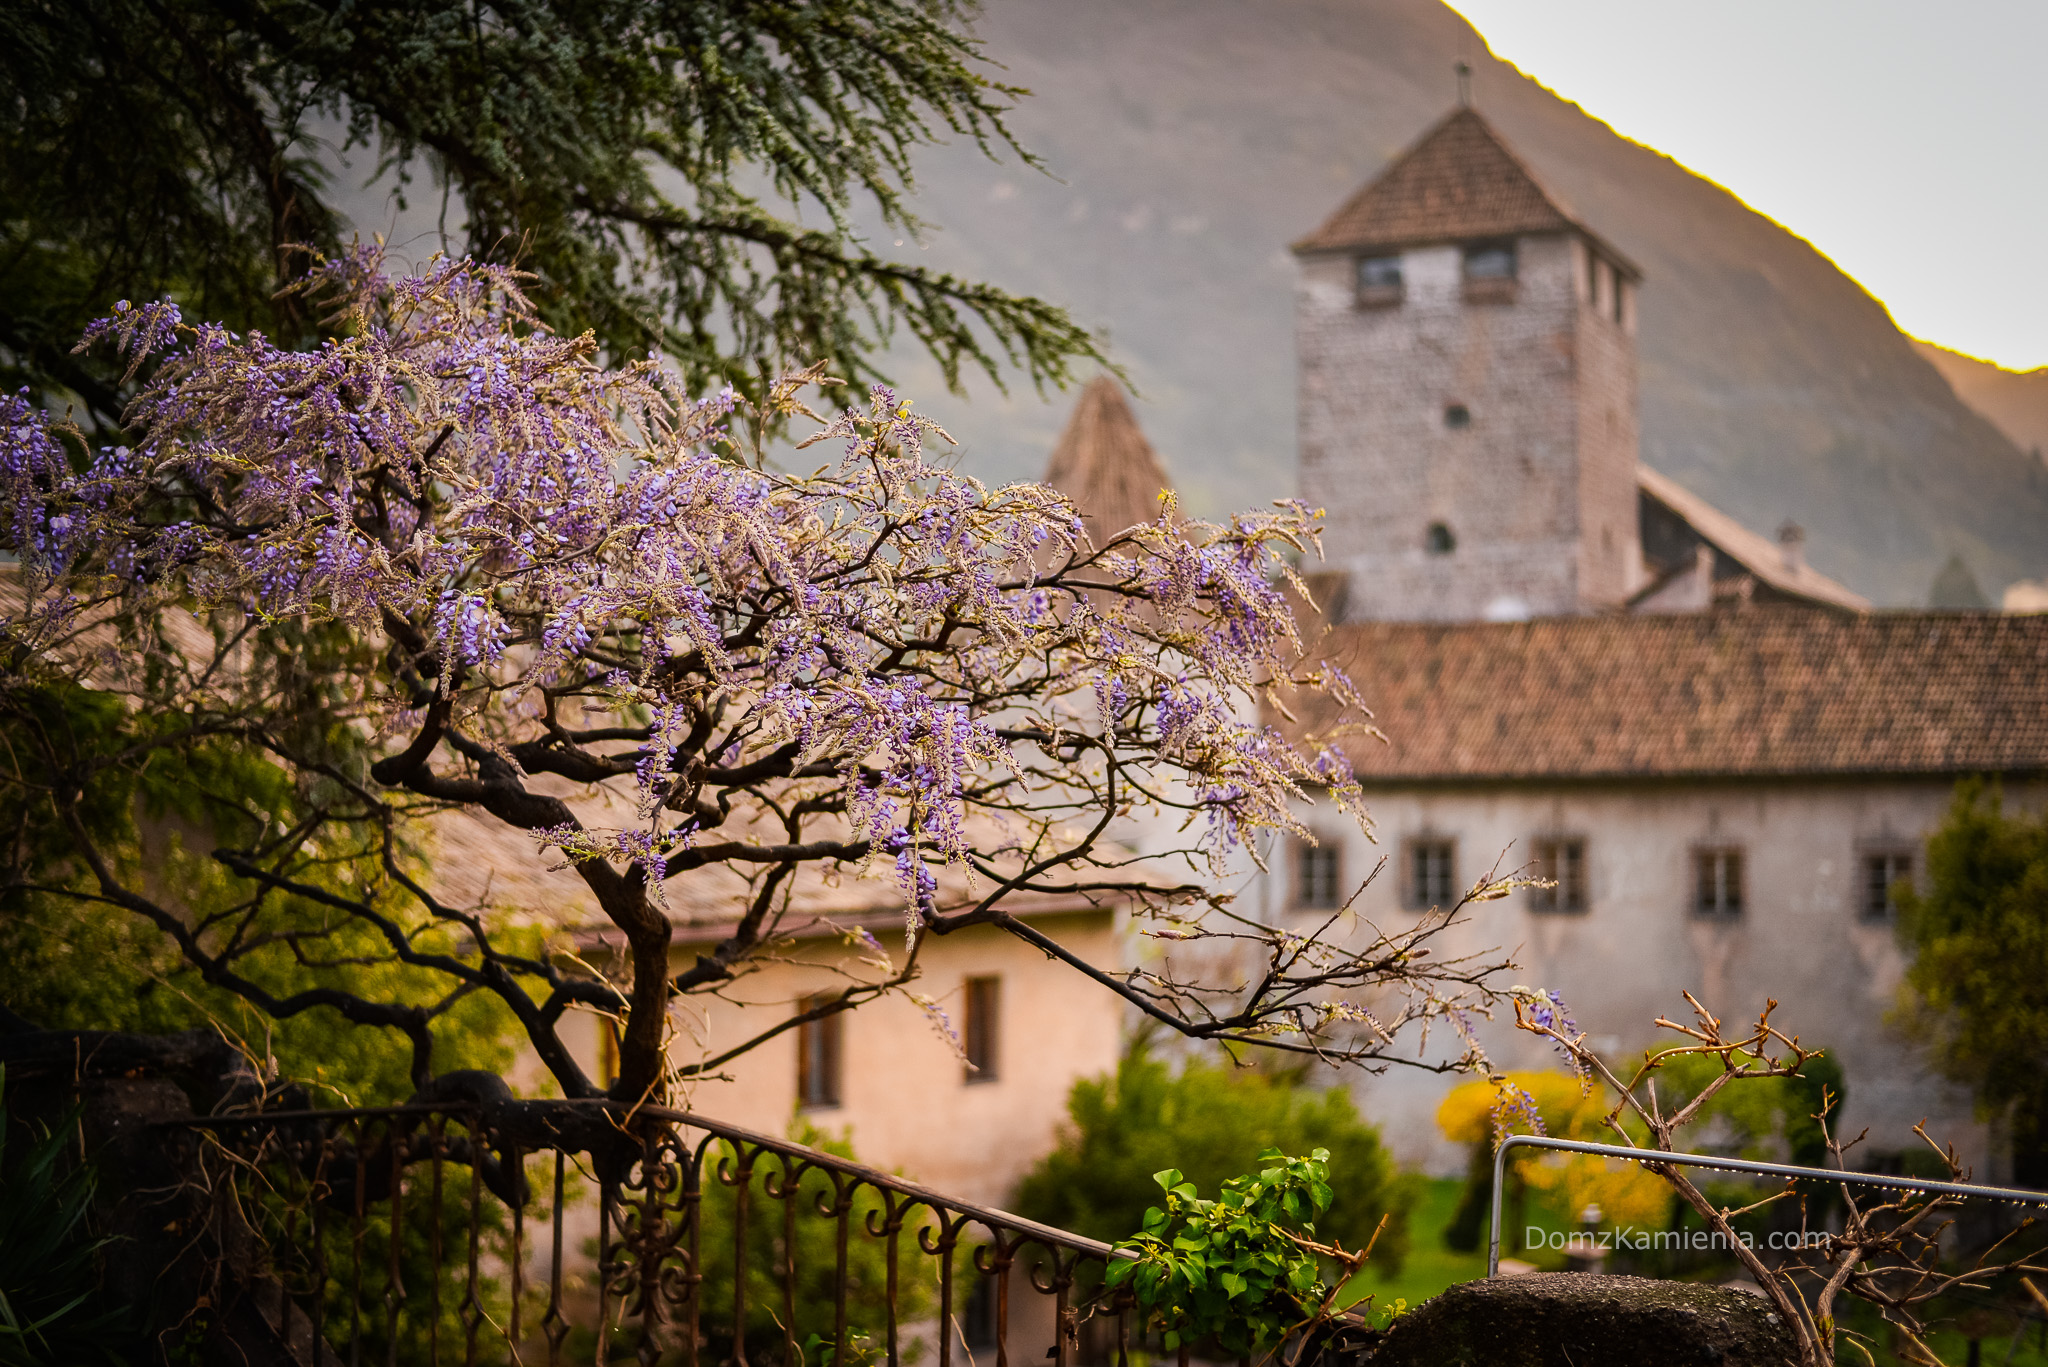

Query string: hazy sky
[1449,0,2048,372]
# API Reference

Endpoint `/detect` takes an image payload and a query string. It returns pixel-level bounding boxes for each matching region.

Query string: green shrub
[1895,780,2048,1182]
[0,1068,143,1367]
[1107,1147,1379,1356]
[0,679,526,1107]
[1010,1038,1411,1276]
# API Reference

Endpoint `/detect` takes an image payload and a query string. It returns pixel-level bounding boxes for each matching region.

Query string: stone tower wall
[1296,232,1639,620]
[1573,241,1644,609]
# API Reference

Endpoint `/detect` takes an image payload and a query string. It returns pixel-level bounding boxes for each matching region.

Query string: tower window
[1693,848,1744,919]
[1406,839,1457,909]
[1587,253,1604,307]
[1612,277,1626,325]
[963,976,1000,1081]
[797,995,843,1107]
[1530,839,1588,912]
[1443,403,1471,429]
[1860,851,1913,922]
[1425,522,1456,555]
[1356,255,1403,308]
[1295,837,1343,908]
[1463,241,1517,280]
[1356,255,1403,289]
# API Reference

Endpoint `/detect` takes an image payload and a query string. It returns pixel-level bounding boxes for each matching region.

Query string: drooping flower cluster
[1490,1078,1548,1145]
[1523,988,1585,1078]
[0,252,1373,929]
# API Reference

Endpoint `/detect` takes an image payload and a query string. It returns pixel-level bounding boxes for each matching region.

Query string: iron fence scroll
[170,1100,1136,1367]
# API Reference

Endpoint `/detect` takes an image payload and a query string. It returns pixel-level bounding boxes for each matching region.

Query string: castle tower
[1292,105,1642,621]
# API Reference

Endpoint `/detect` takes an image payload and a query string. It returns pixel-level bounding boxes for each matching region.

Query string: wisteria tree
[0,256,1528,1107]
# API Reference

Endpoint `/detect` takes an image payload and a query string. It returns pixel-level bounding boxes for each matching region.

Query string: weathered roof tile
[1043,376,1174,538]
[1293,106,1617,264]
[1280,609,2048,780]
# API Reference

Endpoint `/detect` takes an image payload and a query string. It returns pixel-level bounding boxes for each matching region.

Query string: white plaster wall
[1266,780,2043,1179]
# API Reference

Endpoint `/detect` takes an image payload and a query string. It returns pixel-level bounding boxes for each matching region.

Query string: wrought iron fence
[1486,1134,2048,1277]
[170,1101,1136,1367]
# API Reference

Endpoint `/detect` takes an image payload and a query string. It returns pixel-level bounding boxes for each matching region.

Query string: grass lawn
[1350,1177,1484,1316]
[1339,1176,1527,1317]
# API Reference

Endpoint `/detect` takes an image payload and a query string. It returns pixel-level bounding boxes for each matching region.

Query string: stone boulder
[1368,1273,1798,1366]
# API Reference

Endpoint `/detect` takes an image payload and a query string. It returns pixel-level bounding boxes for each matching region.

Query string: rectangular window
[964,976,1000,1082]
[1861,852,1913,921]
[1587,253,1603,308]
[1355,254,1404,307]
[1295,838,1343,909]
[1407,838,1457,909]
[1357,254,1403,289]
[797,995,842,1108]
[1693,848,1744,918]
[1462,241,1517,280]
[1530,838,1588,912]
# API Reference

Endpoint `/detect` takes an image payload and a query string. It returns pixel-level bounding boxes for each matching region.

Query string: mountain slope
[880,0,2048,606]
[1912,341,2048,464]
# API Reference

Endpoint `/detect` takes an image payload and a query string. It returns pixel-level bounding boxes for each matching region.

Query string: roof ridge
[1292,104,1628,267]
[1635,464,1869,611]
[1438,105,1581,222]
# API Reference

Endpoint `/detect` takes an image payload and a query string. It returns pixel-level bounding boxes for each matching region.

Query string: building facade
[641,908,1123,1209]
[1268,103,2048,1177]
[1260,609,2048,1174]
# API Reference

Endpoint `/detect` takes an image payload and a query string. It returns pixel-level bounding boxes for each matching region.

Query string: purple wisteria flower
[0,251,1474,1096]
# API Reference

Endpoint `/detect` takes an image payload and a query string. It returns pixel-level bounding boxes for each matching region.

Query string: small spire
[1456,61,1473,107]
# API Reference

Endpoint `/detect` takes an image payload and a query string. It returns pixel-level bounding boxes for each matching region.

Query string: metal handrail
[165,1097,1139,1367]
[1487,1134,2048,1277]
[638,1103,1137,1263]
[174,1098,1133,1263]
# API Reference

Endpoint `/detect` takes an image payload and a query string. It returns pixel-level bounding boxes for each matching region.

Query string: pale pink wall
[561,910,1126,1209]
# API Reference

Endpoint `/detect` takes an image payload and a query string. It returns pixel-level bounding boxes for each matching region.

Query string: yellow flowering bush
[1437,1071,1672,1232]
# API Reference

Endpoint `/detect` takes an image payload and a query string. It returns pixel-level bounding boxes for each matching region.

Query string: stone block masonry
[1296,232,1639,621]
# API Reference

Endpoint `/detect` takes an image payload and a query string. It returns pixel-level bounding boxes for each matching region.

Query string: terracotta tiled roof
[1293,106,1624,268]
[1043,376,1174,538]
[1281,609,2048,781]
[433,791,1159,938]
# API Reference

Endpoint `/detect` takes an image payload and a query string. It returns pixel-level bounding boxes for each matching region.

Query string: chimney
[1777,520,1806,576]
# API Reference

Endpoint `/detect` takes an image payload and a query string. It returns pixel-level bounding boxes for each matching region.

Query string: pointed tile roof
[1042,377,1173,538]
[1294,106,1630,271]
